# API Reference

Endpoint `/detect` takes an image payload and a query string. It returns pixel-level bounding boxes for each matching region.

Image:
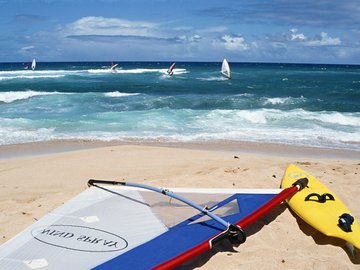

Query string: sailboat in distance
[31,58,36,71]
[167,62,176,76]
[221,58,230,79]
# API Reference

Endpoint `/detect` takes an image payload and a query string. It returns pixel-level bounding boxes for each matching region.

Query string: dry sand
[0,142,359,269]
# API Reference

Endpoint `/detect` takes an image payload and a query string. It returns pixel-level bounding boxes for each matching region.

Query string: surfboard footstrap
[338,213,354,232]
[305,192,335,203]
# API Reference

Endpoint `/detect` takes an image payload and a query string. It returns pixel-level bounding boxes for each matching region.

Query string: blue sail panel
[93,193,276,270]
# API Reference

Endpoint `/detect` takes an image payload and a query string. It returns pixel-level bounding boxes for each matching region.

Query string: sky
[1,0,360,64]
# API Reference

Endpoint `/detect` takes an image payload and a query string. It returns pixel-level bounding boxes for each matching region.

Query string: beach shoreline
[0,142,359,269]
[1,139,359,160]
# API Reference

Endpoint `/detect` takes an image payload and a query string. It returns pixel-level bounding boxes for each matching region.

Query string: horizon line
[1,60,359,67]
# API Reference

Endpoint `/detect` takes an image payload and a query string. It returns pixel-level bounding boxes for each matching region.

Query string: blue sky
[1,0,359,64]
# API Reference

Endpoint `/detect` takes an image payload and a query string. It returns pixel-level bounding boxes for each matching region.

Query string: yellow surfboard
[281,164,360,249]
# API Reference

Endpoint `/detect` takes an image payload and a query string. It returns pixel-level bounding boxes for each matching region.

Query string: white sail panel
[221,58,230,79]
[0,185,280,269]
[31,59,36,71]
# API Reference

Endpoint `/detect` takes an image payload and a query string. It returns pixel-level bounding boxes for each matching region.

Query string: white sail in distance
[221,59,230,79]
[31,59,36,71]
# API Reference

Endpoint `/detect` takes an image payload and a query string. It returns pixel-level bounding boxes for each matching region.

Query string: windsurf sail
[110,63,118,72]
[0,178,307,270]
[221,58,230,79]
[31,59,36,71]
[0,177,306,270]
[167,62,176,76]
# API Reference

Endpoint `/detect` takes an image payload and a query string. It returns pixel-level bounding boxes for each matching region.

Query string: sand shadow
[288,208,360,264]
[175,203,288,269]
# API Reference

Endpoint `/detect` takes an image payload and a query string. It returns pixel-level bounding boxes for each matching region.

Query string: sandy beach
[0,142,359,269]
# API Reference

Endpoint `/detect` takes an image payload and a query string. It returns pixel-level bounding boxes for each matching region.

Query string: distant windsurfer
[110,62,118,72]
[31,58,36,71]
[221,58,230,79]
[167,62,176,76]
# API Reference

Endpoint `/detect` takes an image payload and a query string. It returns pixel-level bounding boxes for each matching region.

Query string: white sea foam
[0,69,82,80]
[168,68,188,75]
[0,91,65,103]
[311,111,360,127]
[262,96,305,105]
[0,70,78,75]
[0,125,55,145]
[186,108,360,148]
[119,68,159,74]
[197,76,228,81]
[0,105,359,151]
[234,110,268,124]
[88,68,188,75]
[0,74,65,80]
[234,93,254,97]
[0,67,188,78]
[104,91,139,97]
[87,69,115,74]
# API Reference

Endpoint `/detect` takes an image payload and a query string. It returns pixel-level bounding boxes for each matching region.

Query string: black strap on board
[304,193,335,203]
[338,213,354,232]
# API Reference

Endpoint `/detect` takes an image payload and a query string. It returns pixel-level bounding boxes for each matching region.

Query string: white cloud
[62,16,162,38]
[189,35,201,43]
[174,34,202,43]
[288,28,307,41]
[220,35,251,51]
[305,32,341,46]
[18,45,35,55]
[172,26,193,32]
[199,26,228,33]
[270,29,341,48]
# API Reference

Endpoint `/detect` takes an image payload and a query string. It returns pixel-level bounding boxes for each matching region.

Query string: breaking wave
[0,90,66,103]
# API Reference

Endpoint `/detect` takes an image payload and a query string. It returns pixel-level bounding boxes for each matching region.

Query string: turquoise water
[0,62,359,151]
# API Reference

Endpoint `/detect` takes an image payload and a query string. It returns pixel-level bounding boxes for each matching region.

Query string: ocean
[0,61,359,151]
